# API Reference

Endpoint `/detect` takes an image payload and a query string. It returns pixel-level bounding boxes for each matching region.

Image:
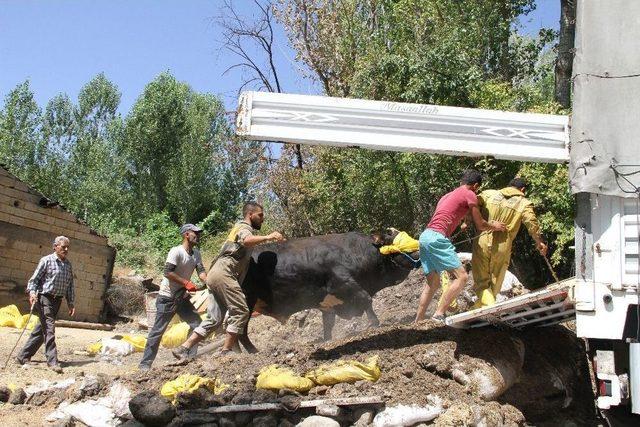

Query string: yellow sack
[0,305,25,328]
[161,374,229,403]
[161,322,190,348]
[305,355,381,385]
[22,314,39,330]
[379,231,419,255]
[87,342,103,355]
[86,334,147,355]
[256,365,315,392]
[121,335,147,352]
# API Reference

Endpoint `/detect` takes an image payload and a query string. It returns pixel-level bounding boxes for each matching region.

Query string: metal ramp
[445,278,576,329]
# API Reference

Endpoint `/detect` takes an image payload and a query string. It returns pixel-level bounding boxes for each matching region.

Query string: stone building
[0,165,115,322]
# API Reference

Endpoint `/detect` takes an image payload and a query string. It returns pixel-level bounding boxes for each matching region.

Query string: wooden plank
[446,279,576,329]
[55,319,113,331]
[191,396,385,415]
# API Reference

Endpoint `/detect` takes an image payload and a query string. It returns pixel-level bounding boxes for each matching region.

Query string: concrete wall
[0,166,115,322]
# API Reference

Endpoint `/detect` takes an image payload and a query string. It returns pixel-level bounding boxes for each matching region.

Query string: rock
[252,413,278,427]
[8,388,26,404]
[27,390,51,406]
[278,388,301,397]
[296,415,340,427]
[278,419,295,427]
[235,411,253,426]
[402,368,414,378]
[167,413,218,426]
[311,385,329,396]
[316,404,342,417]
[220,416,236,427]
[0,385,10,402]
[352,409,374,426]
[119,420,146,427]
[252,388,278,403]
[232,390,255,405]
[50,415,75,427]
[129,390,176,426]
[175,387,223,409]
[65,374,105,402]
[434,403,475,426]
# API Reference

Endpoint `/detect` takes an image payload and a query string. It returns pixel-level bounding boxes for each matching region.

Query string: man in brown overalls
[172,201,284,360]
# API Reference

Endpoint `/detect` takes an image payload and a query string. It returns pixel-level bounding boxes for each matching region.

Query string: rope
[543,255,560,283]
[452,230,492,246]
[399,251,421,268]
[453,229,558,283]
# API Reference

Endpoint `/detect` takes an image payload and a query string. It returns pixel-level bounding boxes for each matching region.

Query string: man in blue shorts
[415,170,506,323]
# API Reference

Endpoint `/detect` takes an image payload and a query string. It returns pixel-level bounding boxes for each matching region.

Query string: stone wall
[0,166,115,322]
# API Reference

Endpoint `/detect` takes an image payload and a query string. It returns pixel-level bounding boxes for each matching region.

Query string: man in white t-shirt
[139,223,207,370]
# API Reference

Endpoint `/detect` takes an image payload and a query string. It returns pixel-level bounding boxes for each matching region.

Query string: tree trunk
[295,144,303,169]
[554,0,576,109]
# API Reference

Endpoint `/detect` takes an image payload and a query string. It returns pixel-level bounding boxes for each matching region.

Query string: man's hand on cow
[269,232,285,243]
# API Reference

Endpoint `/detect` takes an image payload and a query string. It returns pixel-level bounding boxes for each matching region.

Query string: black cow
[238,231,419,351]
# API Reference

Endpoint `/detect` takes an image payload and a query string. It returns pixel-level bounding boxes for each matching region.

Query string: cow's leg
[238,298,259,353]
[326,267,378,335]
[238,322,258,354]
[364,304,380,327]
[321,310,336,341]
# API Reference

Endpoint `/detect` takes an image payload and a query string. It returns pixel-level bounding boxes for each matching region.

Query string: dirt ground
[0,270,599,426]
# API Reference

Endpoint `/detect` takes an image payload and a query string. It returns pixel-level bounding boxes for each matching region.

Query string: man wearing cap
[171,201,284,361]
[139,223,207,370]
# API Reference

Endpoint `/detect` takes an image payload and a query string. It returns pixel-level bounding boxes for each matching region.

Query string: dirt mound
[1,270,595,426]
[117,270,596,425]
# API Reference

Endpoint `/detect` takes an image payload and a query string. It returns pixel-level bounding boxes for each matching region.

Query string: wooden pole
[55,319,114,331]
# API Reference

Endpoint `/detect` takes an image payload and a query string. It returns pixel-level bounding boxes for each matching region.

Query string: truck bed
[445,278,576,329]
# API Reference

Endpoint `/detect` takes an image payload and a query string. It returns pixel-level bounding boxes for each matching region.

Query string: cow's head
[371,228,421,272]
[371,227,401,247]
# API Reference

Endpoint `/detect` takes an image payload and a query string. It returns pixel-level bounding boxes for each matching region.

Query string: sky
[0,0,560,114]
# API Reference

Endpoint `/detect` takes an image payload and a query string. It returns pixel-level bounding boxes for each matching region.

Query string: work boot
[171,345,193,362]
[15,356,29,366]
[48,364,63,374]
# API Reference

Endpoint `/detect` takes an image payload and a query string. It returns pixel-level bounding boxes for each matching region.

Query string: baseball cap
[179,223,203,235]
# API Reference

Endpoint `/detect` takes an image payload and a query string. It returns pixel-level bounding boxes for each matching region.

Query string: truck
[235,0,639,421]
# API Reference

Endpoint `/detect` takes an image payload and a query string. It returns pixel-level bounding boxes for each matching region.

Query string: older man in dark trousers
[16,236,75,373]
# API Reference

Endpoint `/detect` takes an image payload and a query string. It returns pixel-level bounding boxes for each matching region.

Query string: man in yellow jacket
[471,177,547,308]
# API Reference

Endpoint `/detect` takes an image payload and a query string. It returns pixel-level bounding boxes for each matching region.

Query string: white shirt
[158,245,203,298]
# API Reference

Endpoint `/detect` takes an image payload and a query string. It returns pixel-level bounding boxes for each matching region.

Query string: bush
[143,211,180,254]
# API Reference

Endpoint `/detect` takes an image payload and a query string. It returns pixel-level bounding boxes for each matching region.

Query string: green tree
[267,0,568,286]
[122,72,254,230]
[60,74,130,231]
[0,81,45,184]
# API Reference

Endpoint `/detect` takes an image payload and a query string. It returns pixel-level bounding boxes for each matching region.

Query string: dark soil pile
[121,269,597,426]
